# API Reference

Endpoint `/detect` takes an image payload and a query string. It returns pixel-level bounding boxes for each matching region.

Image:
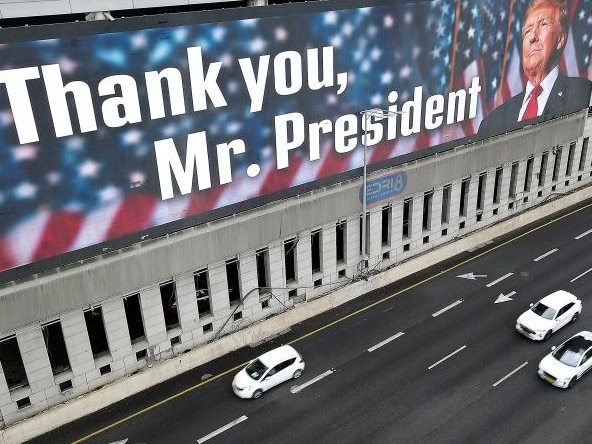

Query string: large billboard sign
[0,0,591,279]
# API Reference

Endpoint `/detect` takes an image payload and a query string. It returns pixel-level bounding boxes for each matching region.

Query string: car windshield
[245,359,268,380]
[552,336,591,367]
[531,302,556,320]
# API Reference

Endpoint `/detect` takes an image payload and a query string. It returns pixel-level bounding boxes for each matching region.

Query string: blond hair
[525,0,568,36]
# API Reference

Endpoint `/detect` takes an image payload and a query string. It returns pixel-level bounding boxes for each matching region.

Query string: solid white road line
[575,228,592,239]
[493,362,529,387]
[571,267,592,282]
[197,415,248,443]
[432,300,463,317]
[533,248,558,262]
[291,369,334,394]
[486,272,514,287]
[368,332,405,352]
[428,345,467,370]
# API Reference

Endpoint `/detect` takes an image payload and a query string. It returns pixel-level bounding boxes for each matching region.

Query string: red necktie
[522,85,543,121]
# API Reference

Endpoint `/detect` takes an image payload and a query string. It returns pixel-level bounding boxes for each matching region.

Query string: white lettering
[145,68,186,119]
[275,112,305,169]
[400,86,423,136]
[187,46,227,111]
[425,95,444,129]
[334,114,358,153]
[308,119,332,161]
[154,132,211,200]
[217,139,246,185]
[467,77,481,118]
[274,51,303,96]
[0,67,40,144]
[238,55,270,113]
[307,47,334,91]
[98,75,141,128]
[42,64,97,137]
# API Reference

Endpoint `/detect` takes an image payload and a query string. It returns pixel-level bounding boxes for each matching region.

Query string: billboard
[0,0,591,280]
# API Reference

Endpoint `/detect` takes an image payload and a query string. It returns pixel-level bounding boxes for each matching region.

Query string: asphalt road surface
[30,199,592,444]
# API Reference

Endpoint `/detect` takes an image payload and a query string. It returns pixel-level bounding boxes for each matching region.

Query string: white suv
[232,345,305,399]
[516,290,582,341]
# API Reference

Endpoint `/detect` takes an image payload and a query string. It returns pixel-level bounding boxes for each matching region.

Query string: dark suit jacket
[478,73,592,138]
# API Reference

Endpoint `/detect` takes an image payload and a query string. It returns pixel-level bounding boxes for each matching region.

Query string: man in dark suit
[478,0,592,138]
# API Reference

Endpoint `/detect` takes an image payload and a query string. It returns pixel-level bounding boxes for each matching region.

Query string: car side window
[275,358,295,373]
[554,307,563,318]
[557,304,572,318]
[582,350,592,364]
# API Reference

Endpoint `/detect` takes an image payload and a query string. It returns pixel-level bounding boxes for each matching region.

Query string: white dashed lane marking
[493,362,529,387]
[368,332,405,352]
[197,415,248,443]
[428,345,467,370]
[571,267,592,282]
[575,228,592,239]
[533,248,558,262]
[486,273,514,287]
[291,369,334,394]
[432,300,463,317]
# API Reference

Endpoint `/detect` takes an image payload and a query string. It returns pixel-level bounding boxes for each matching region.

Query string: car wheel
[252,389,263,399]
[543,331,552,341]
[571,313,579,324]
[292,369,302,379]
[568,377,576,389]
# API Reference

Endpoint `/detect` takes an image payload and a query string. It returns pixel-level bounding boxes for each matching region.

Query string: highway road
[31,200,592,444]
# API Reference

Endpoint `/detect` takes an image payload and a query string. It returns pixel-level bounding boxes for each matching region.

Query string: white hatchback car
[516,290,582,341]
[232,345,305,399]
[538,331,592,388]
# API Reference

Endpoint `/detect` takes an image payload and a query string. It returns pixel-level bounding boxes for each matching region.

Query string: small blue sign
[360,171,407,204]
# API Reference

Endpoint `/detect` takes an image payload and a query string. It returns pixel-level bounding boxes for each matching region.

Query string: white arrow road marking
[428,345,467,370]
[575,228,592,239]
[486,272,514,287]
[495,291,516,304]
[571,267,592,282]
[291,369,334,394]
[197,415,248,443]
[368,332,405,352]
[533,248,558,262]
[432,300,463,317]
[493,362,528,387]
[457,272,488,280]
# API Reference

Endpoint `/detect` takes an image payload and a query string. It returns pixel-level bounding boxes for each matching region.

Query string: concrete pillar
[238,250,259,314]
[61,311,94,376]
[16,329,53,397]
[102,299,132,362]
[368,206,382,268]
[208,261,230,316]
[322,222,337,280]
[410,194,423,245]
[138,286,167,347]
[174,271,199,339]
[296,231,313,298]
[346,216,360,276]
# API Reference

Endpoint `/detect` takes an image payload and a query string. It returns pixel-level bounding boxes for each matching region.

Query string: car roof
[539,290,577,310]
[558,331,592,352]
[257,345,299,366]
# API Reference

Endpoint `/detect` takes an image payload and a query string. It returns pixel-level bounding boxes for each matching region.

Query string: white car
[538,331,592,388]
[516,290,581,341]
[232,344,305,399]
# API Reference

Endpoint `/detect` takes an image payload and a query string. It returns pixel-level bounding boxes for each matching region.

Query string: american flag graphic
[0,0,591,275]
